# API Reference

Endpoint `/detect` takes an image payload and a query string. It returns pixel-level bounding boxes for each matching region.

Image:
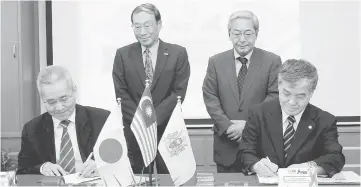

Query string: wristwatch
[308,161,317,169]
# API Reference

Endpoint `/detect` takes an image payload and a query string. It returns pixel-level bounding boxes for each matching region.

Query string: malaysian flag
[130,83,157,167]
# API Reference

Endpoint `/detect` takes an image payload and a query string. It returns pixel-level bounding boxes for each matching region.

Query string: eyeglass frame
[230,29,255,39]
[131,21,159,33]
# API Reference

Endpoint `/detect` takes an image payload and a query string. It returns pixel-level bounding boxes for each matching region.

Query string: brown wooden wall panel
[338,132,360,147]
[343,149,360,165]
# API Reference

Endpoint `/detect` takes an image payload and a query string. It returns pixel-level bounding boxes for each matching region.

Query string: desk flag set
[93,99,135,186]
[130,81,158,168]
[159,96,196,186]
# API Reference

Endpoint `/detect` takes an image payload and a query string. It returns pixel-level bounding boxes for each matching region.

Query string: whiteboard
[52,0,360,118]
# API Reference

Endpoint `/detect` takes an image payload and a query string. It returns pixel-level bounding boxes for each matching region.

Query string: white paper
[257,171,361,185]
[62,172,101,184]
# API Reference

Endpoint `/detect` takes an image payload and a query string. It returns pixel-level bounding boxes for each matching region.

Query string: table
[16,172,358,186]
[17,173,257,186]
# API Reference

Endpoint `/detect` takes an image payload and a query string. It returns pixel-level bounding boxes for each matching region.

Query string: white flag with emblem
[93,102,135,186]
[158,98,196,186]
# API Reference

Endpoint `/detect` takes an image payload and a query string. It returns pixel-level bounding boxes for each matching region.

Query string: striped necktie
[144,48,154,84]
[284,115,296,159]
[58,120,76,173]
[237,57,248,100]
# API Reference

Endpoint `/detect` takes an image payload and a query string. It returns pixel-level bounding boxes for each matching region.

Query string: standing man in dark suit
[202,10,282,172]
[112,3,190,174]
[17,66,110,177]
[238,59,345,177]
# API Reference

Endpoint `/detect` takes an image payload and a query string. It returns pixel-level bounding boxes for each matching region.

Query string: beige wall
[50,0,360,118]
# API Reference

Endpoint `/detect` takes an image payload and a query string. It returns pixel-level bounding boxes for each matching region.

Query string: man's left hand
[79,159,99,178]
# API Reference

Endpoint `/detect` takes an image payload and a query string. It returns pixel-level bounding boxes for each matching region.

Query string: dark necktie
[237,57,248,99]
[58,120,76,173]
[144,48,154,84]
[284,115,296,159]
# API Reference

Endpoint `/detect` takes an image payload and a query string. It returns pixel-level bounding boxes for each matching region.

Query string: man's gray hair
[278,59,318,92]
[36,65,74,95]
[228,10,259,35]
[131,3,161,23]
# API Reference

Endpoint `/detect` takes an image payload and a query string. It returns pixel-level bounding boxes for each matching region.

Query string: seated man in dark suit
[17,66,110,177]
[238,59,345,177]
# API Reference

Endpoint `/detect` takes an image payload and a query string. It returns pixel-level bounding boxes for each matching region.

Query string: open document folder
[62,173,101,185]
[257,171,361,185]
[63,173,155,186]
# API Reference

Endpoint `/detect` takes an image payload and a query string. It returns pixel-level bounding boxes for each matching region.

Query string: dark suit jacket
[17,104,110,174]
[112,39,190,149]
[202,47,282,166]
[238,99,345,177]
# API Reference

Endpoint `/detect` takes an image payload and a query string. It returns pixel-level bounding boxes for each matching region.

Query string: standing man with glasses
[202,10,282,173]
[112,3,190,174]
[17,65,110,177]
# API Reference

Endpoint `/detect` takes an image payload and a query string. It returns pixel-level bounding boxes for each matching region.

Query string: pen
[79,152,94,177]
[266,156,271,162]
[266,156,278,174]
[84,152,94,164]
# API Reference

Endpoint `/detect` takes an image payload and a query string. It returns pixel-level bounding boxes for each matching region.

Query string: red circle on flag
[99,138,123,164]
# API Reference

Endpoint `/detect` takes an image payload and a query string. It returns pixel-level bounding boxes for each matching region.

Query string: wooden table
[16,172,359,186]
[17,173,257,186]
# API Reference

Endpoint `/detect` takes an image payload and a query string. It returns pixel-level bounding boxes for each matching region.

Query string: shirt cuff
[242,164,256,175]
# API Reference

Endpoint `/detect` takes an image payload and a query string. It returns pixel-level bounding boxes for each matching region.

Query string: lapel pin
[164,53,168,56]
[308,125,312,129]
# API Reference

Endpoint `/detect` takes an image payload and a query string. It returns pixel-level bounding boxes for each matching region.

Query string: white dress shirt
[281,108,306,135]
[40,109,83,174]
[234,49,253,76]
[141,39,160,71]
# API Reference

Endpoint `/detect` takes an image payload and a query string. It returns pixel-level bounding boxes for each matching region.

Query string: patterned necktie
[237,57,248,99]
[284,115,296,159]
[144,48,154,84]
[58,120,76,173]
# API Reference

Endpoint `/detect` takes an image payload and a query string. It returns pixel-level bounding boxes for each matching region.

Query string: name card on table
[278,168,317,187]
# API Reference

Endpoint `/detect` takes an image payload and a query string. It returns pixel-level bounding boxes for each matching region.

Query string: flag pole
[154,158,158,186]
[144,79,154,186]
[149,164,152,186]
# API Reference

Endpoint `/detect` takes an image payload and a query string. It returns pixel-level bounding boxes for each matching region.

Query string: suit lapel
[75,104,91,161]
[266,101,285,166]
[130,43,146,86]
[239,48,263,106]
[151,40,169,91]
[40,113,56,163]
[284,105,315,166]
[223,50,240,105]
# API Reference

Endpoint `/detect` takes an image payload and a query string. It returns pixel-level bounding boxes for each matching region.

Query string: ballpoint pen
[266,156,278,174]
[79,152,94,177]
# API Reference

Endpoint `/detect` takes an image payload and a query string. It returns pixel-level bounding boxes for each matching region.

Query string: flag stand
[154,159,158,186]
[149,166,152,186]
[148,160,158,186]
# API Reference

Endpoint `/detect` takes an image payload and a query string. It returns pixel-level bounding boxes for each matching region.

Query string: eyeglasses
[131,21,156,32]
[43,93,73,107]
[230,30,255,39]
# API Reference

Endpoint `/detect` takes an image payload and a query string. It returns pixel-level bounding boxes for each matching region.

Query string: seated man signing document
[17,66,110,177]
[238,59,345,177]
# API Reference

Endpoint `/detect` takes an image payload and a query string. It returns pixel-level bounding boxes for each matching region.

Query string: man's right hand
[41,162,67,176]
[251,158,278,177]
[226,120,246,140]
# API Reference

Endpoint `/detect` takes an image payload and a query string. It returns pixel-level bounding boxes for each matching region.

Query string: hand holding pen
[79,152,98,178]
